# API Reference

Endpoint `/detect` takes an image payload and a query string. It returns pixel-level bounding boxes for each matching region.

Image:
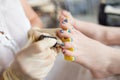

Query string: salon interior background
[27,0,120,28]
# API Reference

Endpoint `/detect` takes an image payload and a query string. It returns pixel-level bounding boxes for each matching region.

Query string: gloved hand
[27,27,62,53]
[28,27,62,45]
[3,27,61,80]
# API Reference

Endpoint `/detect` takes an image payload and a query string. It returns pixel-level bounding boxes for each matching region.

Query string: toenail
[60,30,64,33]
[63,19,68,23]
[61,43,64,46]
[62,19,68,24]
[67,29,71,33]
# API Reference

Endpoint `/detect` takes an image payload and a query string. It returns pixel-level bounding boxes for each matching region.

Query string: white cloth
[0,0,31,73]
[0,0,120,80]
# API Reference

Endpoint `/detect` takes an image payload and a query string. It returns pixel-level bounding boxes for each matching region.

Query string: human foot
[60,10,109,45]
[57,22,115,78]
[59,10,75,26]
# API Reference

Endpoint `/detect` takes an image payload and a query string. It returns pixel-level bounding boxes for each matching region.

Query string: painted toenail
[67,29,71,33]
[63,19,68,23]
[62,19,68,24]
[61,43,64,46]
[60,30,64,33]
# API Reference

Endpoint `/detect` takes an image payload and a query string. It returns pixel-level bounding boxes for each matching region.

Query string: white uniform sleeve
[0,38,14,75]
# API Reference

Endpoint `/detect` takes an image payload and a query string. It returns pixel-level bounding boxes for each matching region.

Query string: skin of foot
[59,10,120,45]
[57,22,120,78]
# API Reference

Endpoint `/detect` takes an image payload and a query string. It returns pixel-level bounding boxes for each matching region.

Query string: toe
[57,29,72,39]
[59,15,65,22]
[62,42,74,49]
[61,23,74,32]
[62,49,74,56]
[62,10,71,18]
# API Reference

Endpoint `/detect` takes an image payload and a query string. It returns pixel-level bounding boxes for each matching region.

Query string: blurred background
[27,0,120,28]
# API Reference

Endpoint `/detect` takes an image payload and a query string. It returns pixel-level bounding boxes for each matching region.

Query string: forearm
[30,15,43,28]
[20,0,43,28]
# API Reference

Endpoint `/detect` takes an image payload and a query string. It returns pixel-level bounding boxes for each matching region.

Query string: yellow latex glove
[3,27,61,80]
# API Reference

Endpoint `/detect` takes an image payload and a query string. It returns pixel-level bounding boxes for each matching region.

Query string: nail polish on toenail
[60,30,64,33]
[67,29,71,33]
[61,43,64,46]
[63,19,68,23]
[62,19,68,24]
